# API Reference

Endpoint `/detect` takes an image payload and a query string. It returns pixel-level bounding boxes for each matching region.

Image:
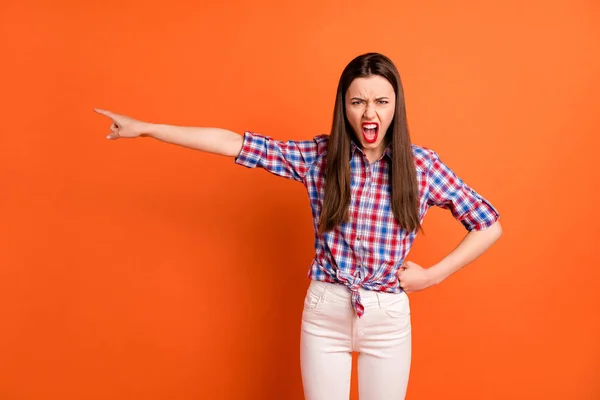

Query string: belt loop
[321,281,330,302]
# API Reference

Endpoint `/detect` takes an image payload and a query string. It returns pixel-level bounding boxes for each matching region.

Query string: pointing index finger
[94,108,115,119]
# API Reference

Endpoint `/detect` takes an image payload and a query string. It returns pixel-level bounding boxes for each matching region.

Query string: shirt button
[357,236,361,241]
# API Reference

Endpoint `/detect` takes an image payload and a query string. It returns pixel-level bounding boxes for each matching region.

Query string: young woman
[95,52,502,400]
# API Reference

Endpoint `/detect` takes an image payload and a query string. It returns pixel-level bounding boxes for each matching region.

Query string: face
[345,75,396,161]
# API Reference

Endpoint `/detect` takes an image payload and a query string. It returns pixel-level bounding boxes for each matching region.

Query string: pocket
[383,294,410,319]
[303,291,323,313]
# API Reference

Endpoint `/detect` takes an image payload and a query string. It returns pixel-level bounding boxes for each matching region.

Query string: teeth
[364,124,377,129]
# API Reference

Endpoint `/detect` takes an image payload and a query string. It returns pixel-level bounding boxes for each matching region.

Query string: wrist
[426,265,445,286]
[140,122,160,137]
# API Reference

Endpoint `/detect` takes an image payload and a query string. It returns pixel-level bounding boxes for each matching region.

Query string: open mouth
[362,122,379,144]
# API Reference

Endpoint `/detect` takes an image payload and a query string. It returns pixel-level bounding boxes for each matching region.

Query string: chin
[359,139,384,149]
[363,141,380,148]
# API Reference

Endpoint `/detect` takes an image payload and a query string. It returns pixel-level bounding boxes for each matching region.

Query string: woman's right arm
[95,108,243,157]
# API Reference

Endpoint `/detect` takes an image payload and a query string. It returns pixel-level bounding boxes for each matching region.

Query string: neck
[364,148,384,164]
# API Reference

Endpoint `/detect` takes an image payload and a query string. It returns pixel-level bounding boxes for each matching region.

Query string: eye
[351,100,363,105]
[377,100,389,105]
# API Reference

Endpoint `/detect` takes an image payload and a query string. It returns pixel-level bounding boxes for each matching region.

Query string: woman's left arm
[399,149,503,293]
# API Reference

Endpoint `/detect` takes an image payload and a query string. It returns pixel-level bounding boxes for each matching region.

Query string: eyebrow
[350,97,390,101]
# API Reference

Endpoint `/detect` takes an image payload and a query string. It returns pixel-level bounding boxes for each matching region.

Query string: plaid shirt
[235,132,500,316]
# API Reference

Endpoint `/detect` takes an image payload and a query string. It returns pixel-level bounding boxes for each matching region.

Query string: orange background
[1,0,599,399]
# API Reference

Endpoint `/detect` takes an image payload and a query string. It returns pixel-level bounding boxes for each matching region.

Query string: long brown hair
[317,53,421,235]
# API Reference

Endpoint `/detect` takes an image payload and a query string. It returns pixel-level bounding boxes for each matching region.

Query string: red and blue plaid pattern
[235,132,500,316]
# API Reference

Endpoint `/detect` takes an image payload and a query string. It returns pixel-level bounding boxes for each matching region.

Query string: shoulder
[313,134,330,156]
[313,133,329,145]
[410,143,440,172]
[247,132,329,157]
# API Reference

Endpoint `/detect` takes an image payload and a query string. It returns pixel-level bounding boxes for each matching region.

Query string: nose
[363,102,376,120]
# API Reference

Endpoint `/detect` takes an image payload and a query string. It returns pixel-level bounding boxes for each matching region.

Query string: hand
[397,261,437,293]
[94,108,149,140]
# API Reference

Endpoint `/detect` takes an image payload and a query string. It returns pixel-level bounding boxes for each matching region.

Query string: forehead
[346,75,395,97]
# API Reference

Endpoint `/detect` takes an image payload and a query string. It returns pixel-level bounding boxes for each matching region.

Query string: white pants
[300,280,412,400]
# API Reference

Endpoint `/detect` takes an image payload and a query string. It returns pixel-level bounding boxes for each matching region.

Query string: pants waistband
[307,280,406,308]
